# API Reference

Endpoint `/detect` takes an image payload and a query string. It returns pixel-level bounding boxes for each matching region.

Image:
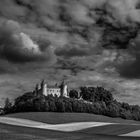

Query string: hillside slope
[5,112,140,124]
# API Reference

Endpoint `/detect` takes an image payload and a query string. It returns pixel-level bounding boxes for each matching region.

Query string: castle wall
[42,84,47,96]
[47,88,61,97]
[63,85,68,97]
[39,80,68,97]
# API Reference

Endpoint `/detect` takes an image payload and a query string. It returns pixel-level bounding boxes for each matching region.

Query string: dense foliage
[69,89,79,99]
[3,86,140,121]
[3,98,12,114]
[80,87,113,105]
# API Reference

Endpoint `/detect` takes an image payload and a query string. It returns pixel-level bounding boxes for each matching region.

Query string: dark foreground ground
[0,123,140,140]
[1,112,140,140]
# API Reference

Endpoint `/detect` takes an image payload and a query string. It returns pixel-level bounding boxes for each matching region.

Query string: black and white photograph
[0,0,140,139]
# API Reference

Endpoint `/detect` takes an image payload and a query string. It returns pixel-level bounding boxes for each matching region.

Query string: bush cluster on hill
[3,86,140,121]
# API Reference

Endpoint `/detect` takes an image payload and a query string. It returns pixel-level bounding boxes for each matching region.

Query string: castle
[34,80,68,97]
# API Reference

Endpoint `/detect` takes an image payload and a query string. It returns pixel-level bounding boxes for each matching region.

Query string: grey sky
[0,0,140,106]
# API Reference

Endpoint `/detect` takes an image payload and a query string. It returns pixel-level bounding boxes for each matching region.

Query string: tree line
[2,86,140,121]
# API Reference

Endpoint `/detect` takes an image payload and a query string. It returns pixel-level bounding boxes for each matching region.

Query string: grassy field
[5,112,140,124]
[78,124,140,135]
[1,112,140,140]
[0,123,140,140]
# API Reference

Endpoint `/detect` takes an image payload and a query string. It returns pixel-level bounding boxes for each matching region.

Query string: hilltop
[2,86,140,122]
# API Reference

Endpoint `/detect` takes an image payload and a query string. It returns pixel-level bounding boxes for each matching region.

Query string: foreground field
[5,112,140,124]
[0,123,139,140]
[1,112,140,140]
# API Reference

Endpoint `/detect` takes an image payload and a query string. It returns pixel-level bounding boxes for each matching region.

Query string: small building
[34,80,68,97]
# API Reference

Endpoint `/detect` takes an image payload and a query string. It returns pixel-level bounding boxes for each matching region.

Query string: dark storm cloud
[0,0,140,52]
[0,0,140,75]
[118,37,140,79]
[1,0,139,50]
[100,21,139,49]
[119,61,140,79]
[55,44,92,58]
[0,20,53,63]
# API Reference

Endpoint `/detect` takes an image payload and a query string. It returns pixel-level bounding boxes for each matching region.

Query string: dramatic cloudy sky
[1,0,140,106]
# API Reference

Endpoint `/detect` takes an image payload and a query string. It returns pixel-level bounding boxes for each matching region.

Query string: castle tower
[41,80,48,96]
[35,84,40,95]
[60,80,68,97]
[43,83,48,96]
[63,84,68,97]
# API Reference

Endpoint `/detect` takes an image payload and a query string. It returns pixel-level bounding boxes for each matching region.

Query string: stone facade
[34,80,68,97]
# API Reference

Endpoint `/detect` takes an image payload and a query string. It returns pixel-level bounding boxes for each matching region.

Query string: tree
[69,89,79,99]
[44,101,50,111]
[80,87,94,101]
[95,87,113,105]
[64,99,73,112]
[106,102,120,117]
[56,98,65,112]
[80,86,113,104]
[4,98,12,113]
[49,101,57,112]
